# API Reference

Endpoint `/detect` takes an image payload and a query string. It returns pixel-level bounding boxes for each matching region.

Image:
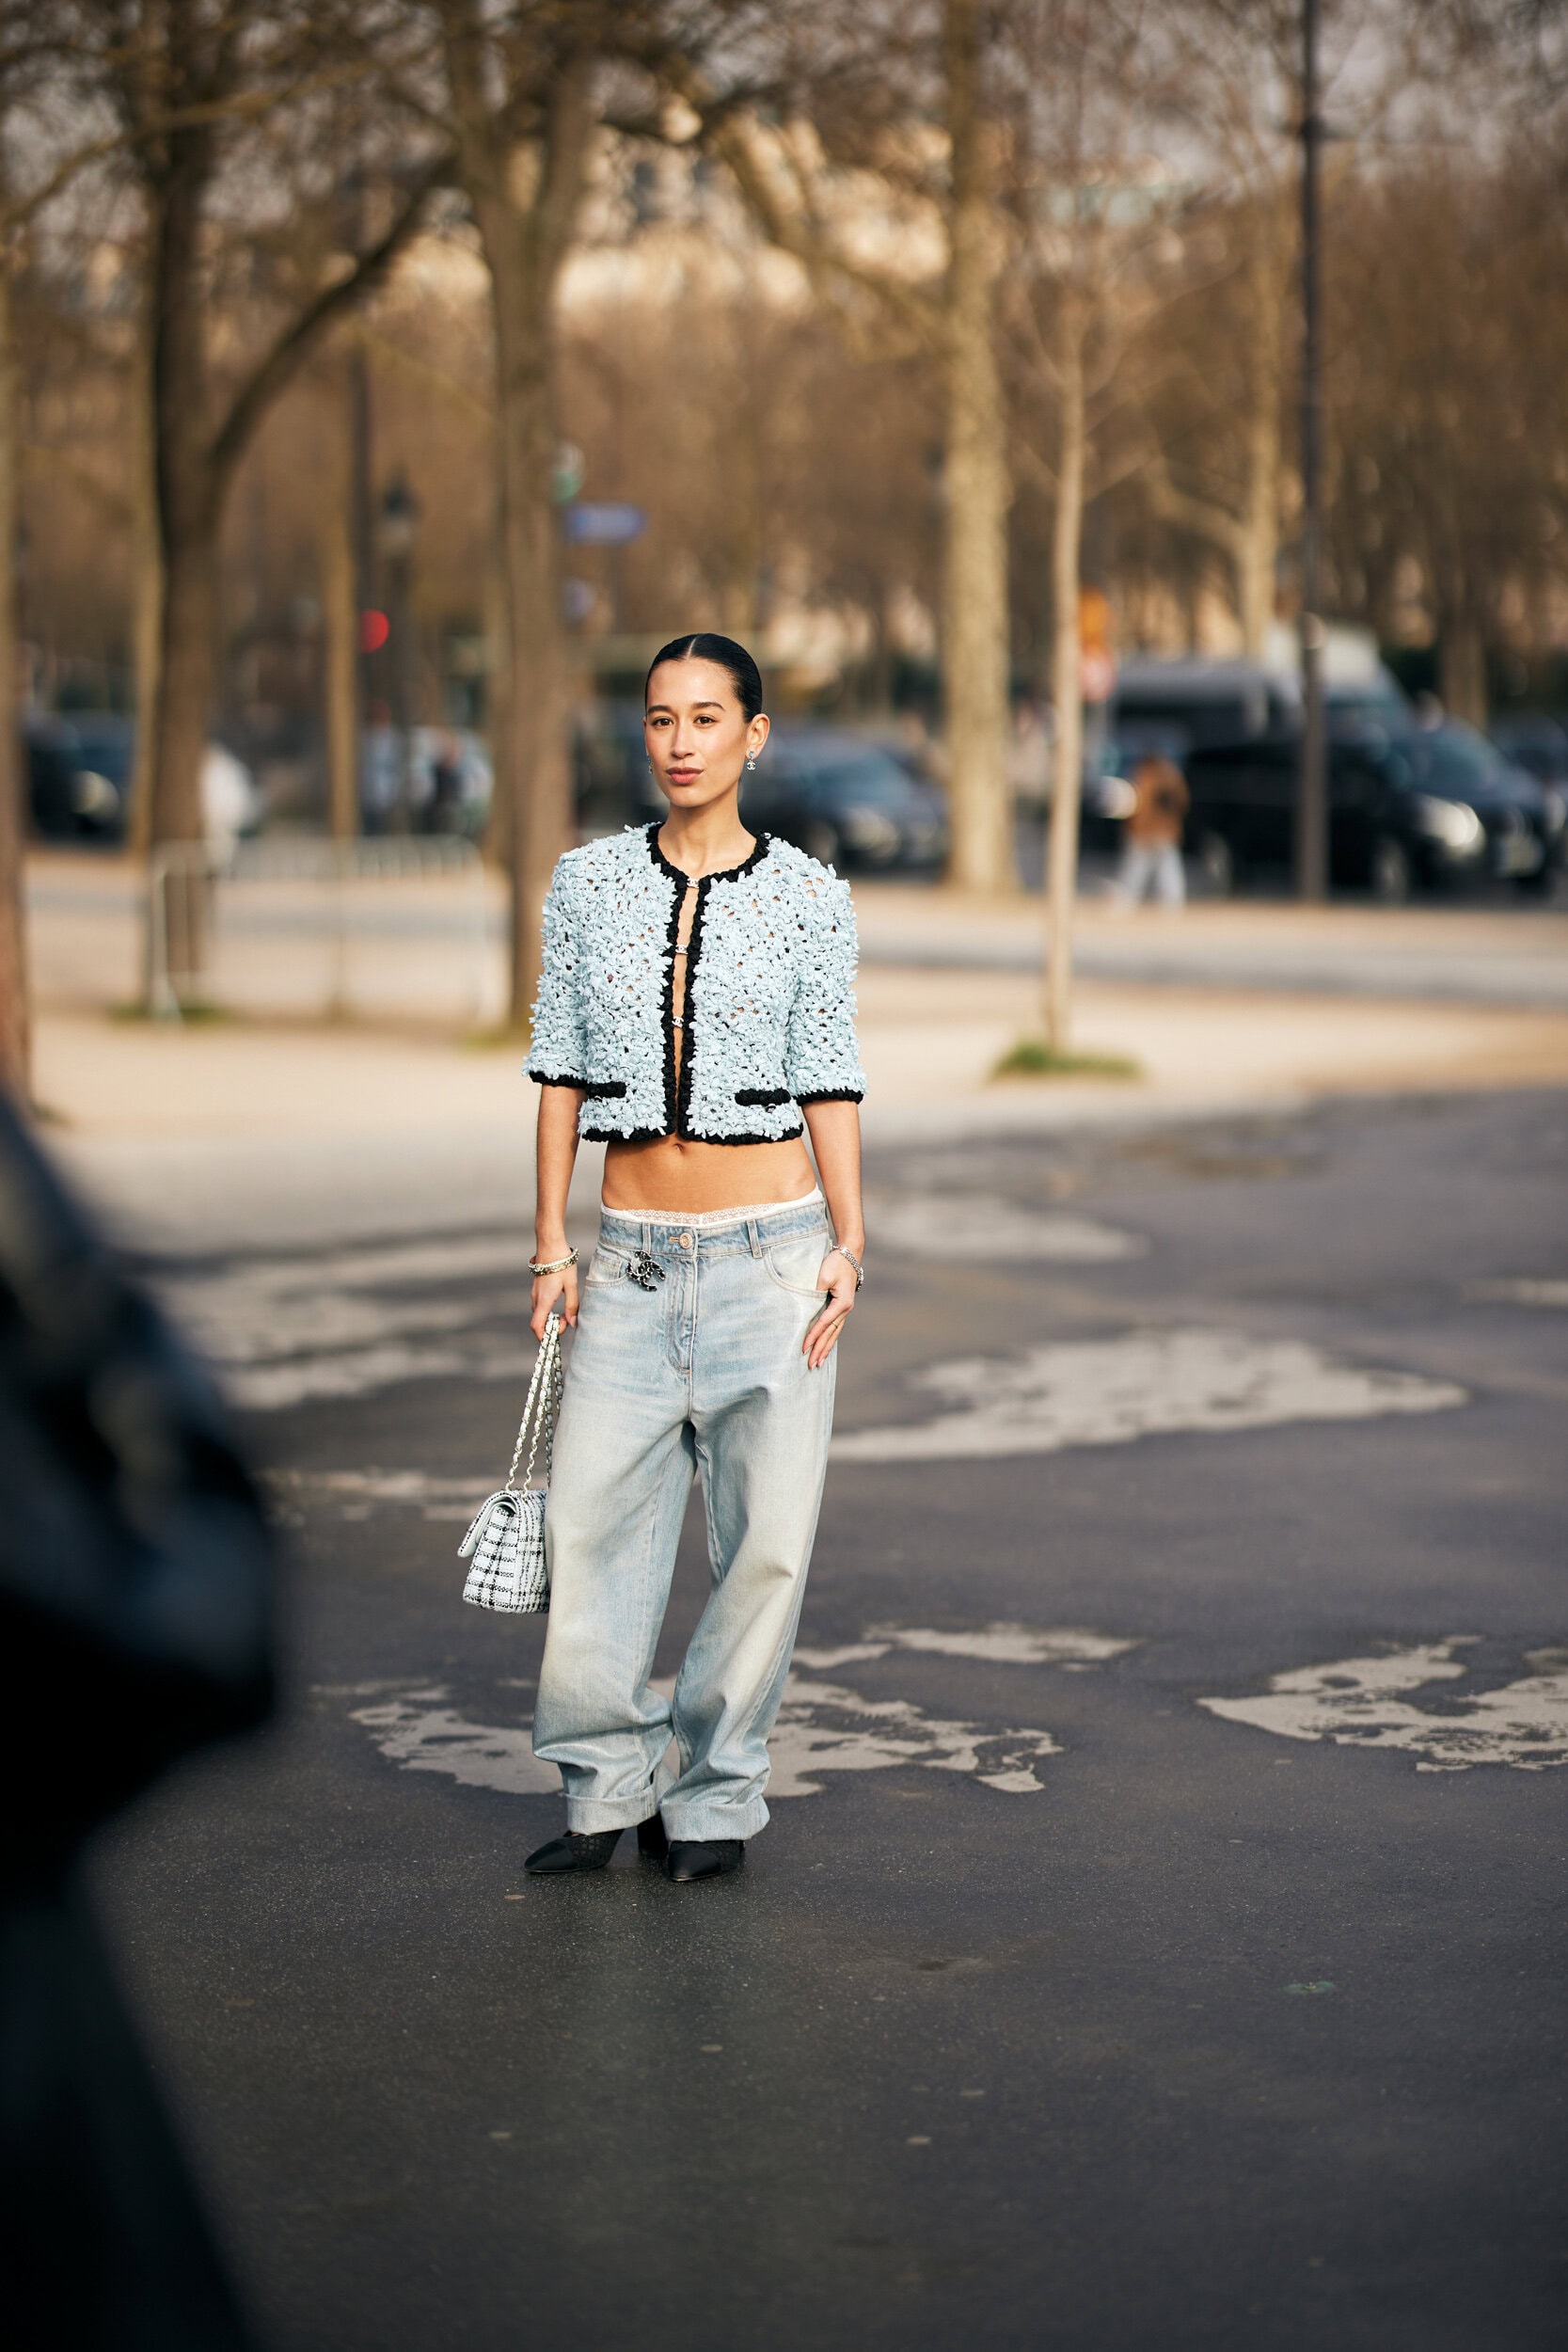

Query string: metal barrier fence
[145,836,493,1023]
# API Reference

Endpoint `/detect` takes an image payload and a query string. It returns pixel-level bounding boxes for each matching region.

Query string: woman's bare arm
[531,1083,584,1336]
[801,1099,864,1370]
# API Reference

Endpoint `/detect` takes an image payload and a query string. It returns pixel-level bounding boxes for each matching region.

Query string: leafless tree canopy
[4,0,1566,1063]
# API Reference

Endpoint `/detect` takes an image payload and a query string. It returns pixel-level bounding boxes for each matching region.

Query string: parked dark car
[740,726,949,873]
[24,713,131,841]
[1490,712,1568,787]
[1110,658,1307,762]
[573,705,949,873]
[1183,718,1553,900]
[1490,715,1568,869]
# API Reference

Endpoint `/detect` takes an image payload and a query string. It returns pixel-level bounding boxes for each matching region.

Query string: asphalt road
[93,1089,1567,2352]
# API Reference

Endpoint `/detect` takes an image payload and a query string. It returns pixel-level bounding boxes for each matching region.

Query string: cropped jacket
[527,823,865,1144]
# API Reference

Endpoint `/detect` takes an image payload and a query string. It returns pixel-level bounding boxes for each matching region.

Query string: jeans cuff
[661,1799,770,1844]
[562,1795,663,1834]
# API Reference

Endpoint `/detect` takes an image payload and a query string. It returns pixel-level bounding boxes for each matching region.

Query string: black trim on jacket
[673,878,710,1140]
[571,826,830,1147]
[643,821,771,885]
[795,1088,865,1104]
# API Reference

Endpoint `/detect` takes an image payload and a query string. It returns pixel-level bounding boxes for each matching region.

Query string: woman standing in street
[522,634,866,1883]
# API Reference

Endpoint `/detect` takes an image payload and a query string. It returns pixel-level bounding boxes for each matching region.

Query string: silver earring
[745,752,757,771]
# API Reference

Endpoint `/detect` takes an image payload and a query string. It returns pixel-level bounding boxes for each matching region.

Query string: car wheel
[1369,835,1413,905]
[1196,832,1235,898]
[804,819,842,868]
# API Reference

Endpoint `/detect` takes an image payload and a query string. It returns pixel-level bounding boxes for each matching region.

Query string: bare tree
[0,7,142,1098]
[426,1,600,1022]
[84,2,449,853]
[691,0,1017,892]
[1004,0,1191,1051]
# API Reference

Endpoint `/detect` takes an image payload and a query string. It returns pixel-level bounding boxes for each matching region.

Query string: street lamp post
[377,475,420,833]
[1296,0,1328,901]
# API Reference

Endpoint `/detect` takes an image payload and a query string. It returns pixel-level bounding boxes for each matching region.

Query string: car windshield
[1410,728,1501,794]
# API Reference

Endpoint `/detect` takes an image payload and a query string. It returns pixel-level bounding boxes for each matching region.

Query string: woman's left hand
[803,1249,860,1370]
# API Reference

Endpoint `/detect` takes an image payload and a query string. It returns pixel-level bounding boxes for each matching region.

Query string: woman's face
[644,658,769,816]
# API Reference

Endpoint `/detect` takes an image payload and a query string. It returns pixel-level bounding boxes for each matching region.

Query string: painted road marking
[1199,1640,1568,1772]
[832,1327,1465,1463]
[867,1190,1146,1263]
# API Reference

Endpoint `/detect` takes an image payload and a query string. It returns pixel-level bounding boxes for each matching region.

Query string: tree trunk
[0,259,28,1100]
[128,319,163,859]
[1440,616,1487,725]
[1044,319,1086,1056]
[322,389,358,844]
[483,204,573,1030]
[1237,237,1283,660]
[1237,389,1280,660]
[146,131,217,850]
[451,33,594,1032]
[942,0,1012,896]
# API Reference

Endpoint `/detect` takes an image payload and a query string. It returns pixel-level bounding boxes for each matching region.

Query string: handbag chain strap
[505,1310,563,1494]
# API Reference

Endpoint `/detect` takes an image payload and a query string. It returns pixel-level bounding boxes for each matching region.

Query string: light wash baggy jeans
[531,1195,837,1843]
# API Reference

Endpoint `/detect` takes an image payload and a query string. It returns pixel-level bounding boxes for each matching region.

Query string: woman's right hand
[531,1262,578,1337]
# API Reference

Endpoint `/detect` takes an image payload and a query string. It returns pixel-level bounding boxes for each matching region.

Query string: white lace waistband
[600,1186,824,1233]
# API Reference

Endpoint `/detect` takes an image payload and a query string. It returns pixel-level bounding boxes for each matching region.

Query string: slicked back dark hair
[644,633,764,723]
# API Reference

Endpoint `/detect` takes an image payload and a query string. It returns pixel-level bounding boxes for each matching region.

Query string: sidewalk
[34,967,1568,1255]
[855,882,1568,1006]
[27,847,1568,1251]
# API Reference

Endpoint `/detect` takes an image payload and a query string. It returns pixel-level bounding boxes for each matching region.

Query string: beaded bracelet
[529,1248,578,1277]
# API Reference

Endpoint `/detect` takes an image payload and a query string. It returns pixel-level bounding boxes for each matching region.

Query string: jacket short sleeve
[526,860,587,1087]
[785,870,866,1104]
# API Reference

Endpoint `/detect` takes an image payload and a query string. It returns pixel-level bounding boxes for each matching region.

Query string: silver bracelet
[831,1243,864,1288]
[530,1248,578,1277]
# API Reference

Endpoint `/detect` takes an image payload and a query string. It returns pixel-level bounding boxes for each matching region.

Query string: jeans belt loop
[746,1216,763,1258]
[641,1219,653,1255]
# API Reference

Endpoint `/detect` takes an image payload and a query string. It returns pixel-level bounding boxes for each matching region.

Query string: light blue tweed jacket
[527,823,865,1143]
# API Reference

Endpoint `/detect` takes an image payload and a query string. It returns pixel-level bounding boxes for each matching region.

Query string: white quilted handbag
[459,1311,562,1613]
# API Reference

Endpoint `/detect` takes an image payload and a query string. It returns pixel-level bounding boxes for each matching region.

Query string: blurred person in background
[1117,752,1190,909]
[0,1096,275,2350]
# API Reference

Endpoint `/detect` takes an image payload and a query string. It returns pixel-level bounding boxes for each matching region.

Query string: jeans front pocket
[584,1245,631,1288]
[761,1229,832,1296]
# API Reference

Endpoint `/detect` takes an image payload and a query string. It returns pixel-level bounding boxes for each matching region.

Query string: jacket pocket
[735,1088,792,1107]
[582,1080,627,1100]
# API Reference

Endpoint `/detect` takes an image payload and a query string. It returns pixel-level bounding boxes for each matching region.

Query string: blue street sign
[562,501,647,546]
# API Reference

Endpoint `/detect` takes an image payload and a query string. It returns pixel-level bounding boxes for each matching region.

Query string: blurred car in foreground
[24,714,261,850]
[1184,718,1556,900]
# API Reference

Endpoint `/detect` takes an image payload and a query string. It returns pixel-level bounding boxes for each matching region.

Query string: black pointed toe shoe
[666,1838,745,1883]
[524,1819,671,1876]
[523,1829,623,1875]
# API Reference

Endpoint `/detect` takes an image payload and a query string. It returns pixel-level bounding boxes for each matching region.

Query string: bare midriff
[599,873,817,1216]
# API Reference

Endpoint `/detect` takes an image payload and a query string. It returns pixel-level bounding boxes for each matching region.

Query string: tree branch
[712,108,944,348]
[211,145,452,492]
